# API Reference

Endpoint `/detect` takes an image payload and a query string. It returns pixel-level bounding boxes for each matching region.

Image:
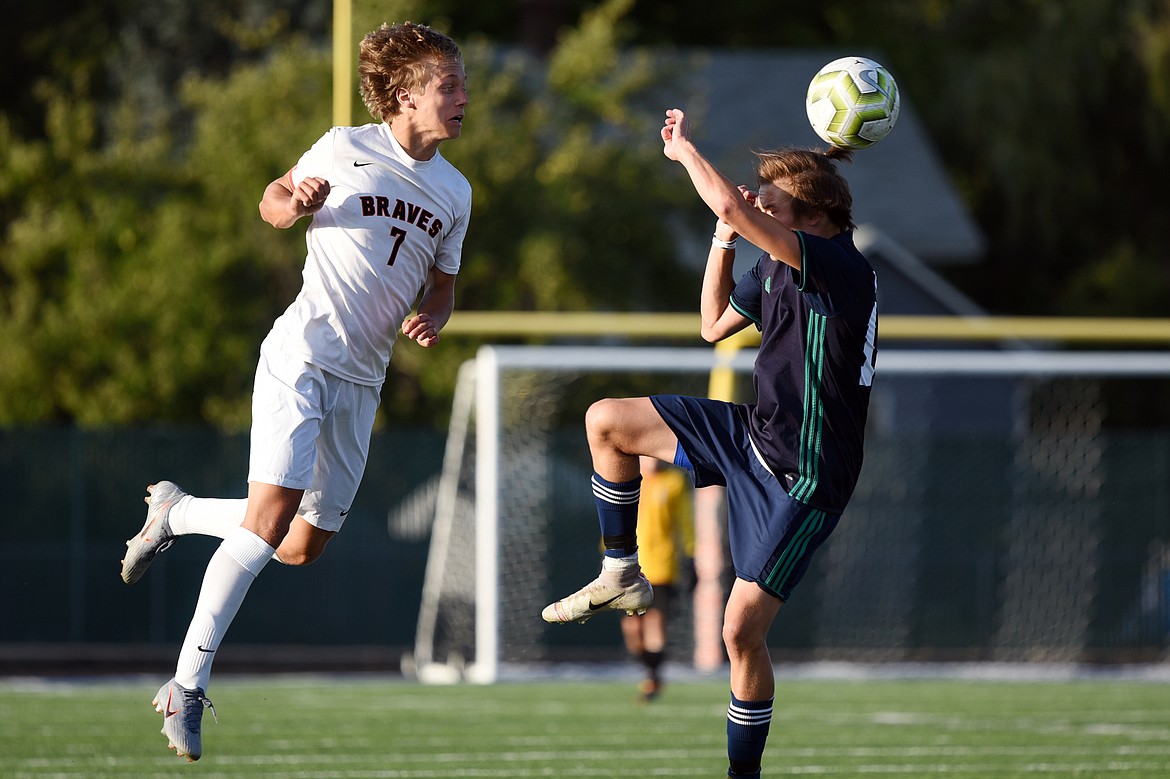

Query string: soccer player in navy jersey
[543,108,878,779]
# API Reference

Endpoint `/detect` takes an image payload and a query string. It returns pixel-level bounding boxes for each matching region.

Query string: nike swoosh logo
[339,509,349,517]
[164,689,181,718]
[196,645,215,653]
[587,594,620,612]
[353,161,375,167]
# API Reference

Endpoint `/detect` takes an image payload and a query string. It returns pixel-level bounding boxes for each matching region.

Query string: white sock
[169,496,248,540]
[601,553,640,586]
[174,527,274,691]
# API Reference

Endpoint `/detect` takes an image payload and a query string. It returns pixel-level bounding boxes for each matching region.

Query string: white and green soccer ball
[805,56,900,150]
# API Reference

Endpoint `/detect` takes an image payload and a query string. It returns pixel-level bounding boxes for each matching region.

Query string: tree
[498,0,1170,316]
[872,0,1170,315]
[0,0,696,428]
[0,39,330,427]
[10,0,1169,428]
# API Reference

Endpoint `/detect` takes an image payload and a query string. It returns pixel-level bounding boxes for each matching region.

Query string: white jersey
[267,122,472,386]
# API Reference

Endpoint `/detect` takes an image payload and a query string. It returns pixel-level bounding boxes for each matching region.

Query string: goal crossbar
[441,312,1170,344]
[478,345,1170,376]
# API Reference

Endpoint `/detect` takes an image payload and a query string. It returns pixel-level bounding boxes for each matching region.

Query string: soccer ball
[805,56,900,150]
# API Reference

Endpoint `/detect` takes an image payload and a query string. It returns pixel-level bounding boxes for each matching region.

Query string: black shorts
[650,394,839,601]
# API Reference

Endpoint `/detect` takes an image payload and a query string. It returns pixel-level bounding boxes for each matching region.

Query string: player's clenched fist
[259,172,331,229]
[660,108,692,161]
[402,313,440,347]
[292,176,330,214]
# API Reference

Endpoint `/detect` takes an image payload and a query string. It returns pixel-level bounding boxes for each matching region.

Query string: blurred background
[3,0,1170,675]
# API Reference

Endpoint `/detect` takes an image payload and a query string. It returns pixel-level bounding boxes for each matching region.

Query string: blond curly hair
[358,22,462,122]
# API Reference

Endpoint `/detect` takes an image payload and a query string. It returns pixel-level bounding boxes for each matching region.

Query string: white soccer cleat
[120,481,186,584]
[542,573,653,625]
[152,677,216,762]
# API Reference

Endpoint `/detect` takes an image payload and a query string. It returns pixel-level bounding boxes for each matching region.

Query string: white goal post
[411,344,1170,684]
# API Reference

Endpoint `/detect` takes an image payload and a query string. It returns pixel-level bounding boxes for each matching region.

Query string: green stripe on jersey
[790,313,827,502]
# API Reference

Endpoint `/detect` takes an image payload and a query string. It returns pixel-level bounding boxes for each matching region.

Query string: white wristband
[711,235,737,250]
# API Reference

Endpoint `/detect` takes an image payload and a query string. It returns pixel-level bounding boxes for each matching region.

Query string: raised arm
[660,108,803,271]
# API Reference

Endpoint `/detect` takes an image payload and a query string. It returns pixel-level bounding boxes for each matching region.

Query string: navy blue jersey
[729,230,878,512]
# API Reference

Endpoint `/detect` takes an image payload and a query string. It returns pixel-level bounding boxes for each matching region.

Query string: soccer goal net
[409,345,1170,683]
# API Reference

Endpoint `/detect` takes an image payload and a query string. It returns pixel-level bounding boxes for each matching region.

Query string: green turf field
[2,673,1169,777]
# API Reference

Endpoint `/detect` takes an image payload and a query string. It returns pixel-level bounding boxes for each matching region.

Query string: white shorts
[247,335,382,532]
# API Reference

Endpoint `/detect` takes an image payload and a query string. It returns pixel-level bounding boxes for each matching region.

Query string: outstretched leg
[122,483,332,584]
[121,482,192,584]
[156,482,303,761]
[542,397,677,624]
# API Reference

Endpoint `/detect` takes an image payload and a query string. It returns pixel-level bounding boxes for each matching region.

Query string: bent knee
[273,517,334,566]
[585,398,623,437]
[274,537,330,566]
[586,397,651,446]
[274,547,321,566]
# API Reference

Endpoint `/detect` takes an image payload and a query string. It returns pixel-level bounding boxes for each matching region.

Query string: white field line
[14,745,1170,768]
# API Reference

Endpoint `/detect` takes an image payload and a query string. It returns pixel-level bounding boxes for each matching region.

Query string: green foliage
[8,0,1170,427]
[809,0,1170,315]
[0,41,332,427]
[1061,242,1170,317]
[0,0,696,428]
[380,0,699,426]
[910,0,1170,313]
[449,10,692,314]
[590,0,1170,316]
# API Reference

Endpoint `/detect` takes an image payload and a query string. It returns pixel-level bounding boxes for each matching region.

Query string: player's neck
[388,119,442,162]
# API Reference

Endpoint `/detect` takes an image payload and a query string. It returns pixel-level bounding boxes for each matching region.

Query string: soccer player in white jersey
[119,22,471,761]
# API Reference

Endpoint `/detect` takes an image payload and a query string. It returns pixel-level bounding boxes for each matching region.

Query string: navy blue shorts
[649,394,840,601]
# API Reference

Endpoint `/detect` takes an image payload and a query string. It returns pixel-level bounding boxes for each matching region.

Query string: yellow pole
[706,327,759,401]
[332,0,353,127]
[440,311,1170,345]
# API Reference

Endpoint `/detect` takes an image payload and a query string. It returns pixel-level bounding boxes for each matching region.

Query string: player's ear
[396,86,415,110]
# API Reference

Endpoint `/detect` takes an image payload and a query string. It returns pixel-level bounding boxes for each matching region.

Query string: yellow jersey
[636,466,695,586]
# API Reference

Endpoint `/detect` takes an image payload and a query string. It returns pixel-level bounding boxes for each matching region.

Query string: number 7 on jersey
[387,226,406,266]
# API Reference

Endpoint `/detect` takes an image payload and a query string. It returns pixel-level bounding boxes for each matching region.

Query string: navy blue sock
[591,472,640,557]
[726,693,773,778]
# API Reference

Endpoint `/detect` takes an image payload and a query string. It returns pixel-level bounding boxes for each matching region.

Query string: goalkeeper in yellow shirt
[621,456,696,700]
